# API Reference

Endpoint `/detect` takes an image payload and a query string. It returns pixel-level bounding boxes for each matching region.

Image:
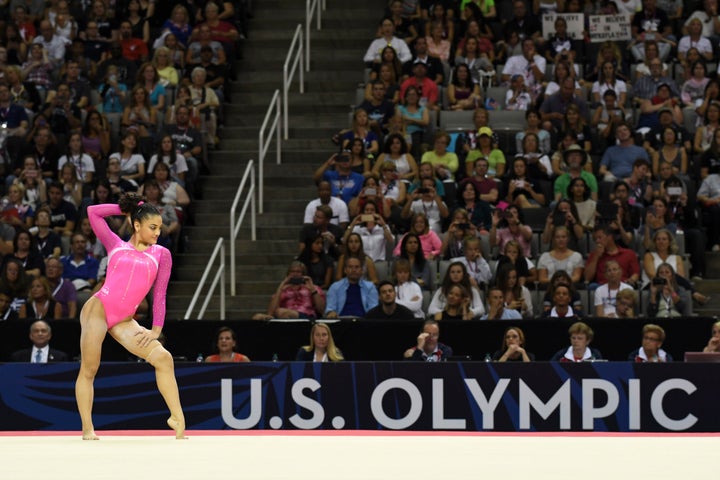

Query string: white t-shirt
[303,198,349,226]
[57,154,95,180]
[594,282,633,316]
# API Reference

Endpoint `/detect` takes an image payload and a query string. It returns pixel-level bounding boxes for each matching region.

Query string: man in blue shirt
[313,152,364,205]
[599,121,650,182]
[325,257,378,318]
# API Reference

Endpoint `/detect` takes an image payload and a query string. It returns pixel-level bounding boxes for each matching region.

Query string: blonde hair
[302,323,344,361]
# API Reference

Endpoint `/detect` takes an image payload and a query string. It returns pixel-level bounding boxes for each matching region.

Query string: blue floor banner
[1,362,718,432]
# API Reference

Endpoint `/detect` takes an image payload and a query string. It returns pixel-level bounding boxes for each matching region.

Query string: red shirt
[587,247,640,284]
[400,76,439,105]
[120,38,148,61]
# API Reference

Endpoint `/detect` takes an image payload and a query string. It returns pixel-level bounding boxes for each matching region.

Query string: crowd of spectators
[0,0,248,324]
[245,0,720,361]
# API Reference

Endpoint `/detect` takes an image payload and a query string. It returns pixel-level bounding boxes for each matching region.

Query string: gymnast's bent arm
[152,247,172,328]
[87,203,123,252]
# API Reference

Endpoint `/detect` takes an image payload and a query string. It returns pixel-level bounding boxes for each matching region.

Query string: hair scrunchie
[137,201,145,206]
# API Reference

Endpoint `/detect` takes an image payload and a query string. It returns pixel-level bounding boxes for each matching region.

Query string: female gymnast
[75,193,186,440]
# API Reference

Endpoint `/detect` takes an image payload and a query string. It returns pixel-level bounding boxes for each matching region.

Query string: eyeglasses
[643,336,661,342]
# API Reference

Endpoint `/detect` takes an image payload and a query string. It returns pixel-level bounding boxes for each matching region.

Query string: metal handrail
[183,237,226,320]
[230,160,257,296]
[282,24,304,140]
[305,0,325,72]
[258,89,281,214]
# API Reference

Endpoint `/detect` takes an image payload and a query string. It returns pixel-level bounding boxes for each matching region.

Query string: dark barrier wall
[1,362,719,432]
[0,317,716,362]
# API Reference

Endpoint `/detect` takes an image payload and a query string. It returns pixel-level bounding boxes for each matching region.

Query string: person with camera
[647,263,690,317]
[490,205,533,259]
[540,199,584,250]
[313,152,365,206]
[254,261,325,321]
[344,201,395,264]
[401,177,449,235]
[503,156,546,209]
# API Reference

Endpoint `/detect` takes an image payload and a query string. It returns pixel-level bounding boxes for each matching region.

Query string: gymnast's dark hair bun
[119,192,144,215]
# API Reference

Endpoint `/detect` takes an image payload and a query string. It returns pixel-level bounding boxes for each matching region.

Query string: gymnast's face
[134,214,163,245]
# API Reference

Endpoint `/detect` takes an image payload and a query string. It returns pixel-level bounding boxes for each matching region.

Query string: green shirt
[466,149,506,177]
[553,171,598,198]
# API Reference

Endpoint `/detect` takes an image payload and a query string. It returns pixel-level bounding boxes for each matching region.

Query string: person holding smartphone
[647,263,689,318]
[253,261,325,321]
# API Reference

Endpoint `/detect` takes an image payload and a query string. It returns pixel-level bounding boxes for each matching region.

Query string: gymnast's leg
[75,297,108,440]
[109,319,187,439]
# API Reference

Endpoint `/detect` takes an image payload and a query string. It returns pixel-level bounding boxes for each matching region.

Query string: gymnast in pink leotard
[75,193,186,440]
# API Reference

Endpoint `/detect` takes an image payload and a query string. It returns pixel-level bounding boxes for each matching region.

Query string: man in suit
[11,320,68,362]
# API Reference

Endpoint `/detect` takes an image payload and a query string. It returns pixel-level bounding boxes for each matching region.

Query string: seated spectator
[594,260,635,318]
[324,257,378,319]
[365,280,416,320]
[455,181,492,232]
[454,31,494,85]
[481,286,523,320]
[140,162,190,217]
[642,197,677,250]
[428,261,485,319]
[440,208,478,259]
[425,14,452,57]
[566,177,597,232]
[407,161,445,198]
[43,181,78,240]
[644,103,693,155]
[0,257,31,312]
[451,236,492,287]
[152,47,179,87]
[433,284,474,320]
[343,203,394,263]
[497,239,537,286]
[464,127,506,179]
[608,184,640,248]
[650,128,688,180]
[121,85,157,138]
[680,61,710,108]
[592,61,628,108]
[296,323,344,362]
[462,157,499,204]
[313,152,364,205]
[492,326,534,362]
[372,59,402,105]
[18,276,62,320]
[10,320,68,362]
[540,77,589,134]
[540,200,584,250]
[401,180,449,234]
[0,82,29,154]
[615,289,638,318]
[297,234,334,291]
[205,327,250,362]
[517,133,552,183]
[592,90,628,149]
[637,83,684,131]
[403,320,453,361]
[58,132,95,187]
[495,262,533,318]
[377,161,407,224]
[336,232,378,284]
[33,208,62,258]
[122,180,179,249]
[32,19,70,70]
[22,43,54,94]
[342,109,380,159]
[448,63,481,110]
[2,183,35,230]
[647,262,690,317]
[537,226,585,285]
[678,17,713,66]
[298,205,343,260]
[58,163,83,209]
[553,144,598,203]
[186,23,226,67]
[6,230,44,278]
[599,123,650,182]
[394,232,434,291]
[391,258,425,318]
[516,109,551,155]
[421,131,459,181]
[543,283,579,319]
[363,17,412,66]
[361,80,397,133]
[61,233,99,295]
[254,262,325,321]
[348,175,387,218]
[585,224,641,286]
[42,83,82,141]
[505,74,532,111]
[5,65,41,117]
[77,217,106,259]
[118,20,148,63]
[394,213,442,260]
[109,131,146,185]
[373,134,418,182]
[399,60,439,111]
[303,181,349,229]
[490,205,533,259]
[136,62,167,112]
[384,2,419,56]
[703,320,720,353]
[551,322,603,362]
[98,64,128,114]
[628,324,673,362]
[542,270,584,317]
[501,38,545,101]
[560,105,593,154]
[147,136,189,187]
[503,156,546,209]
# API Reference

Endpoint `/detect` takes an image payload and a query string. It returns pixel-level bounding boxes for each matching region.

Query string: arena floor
[1,430,717,479]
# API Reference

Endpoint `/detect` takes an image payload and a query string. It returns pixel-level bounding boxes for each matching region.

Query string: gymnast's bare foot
[82,430,99,440]
[167,416,187,439]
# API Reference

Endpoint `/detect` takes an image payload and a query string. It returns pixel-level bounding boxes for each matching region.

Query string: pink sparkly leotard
[88,204,172,328]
